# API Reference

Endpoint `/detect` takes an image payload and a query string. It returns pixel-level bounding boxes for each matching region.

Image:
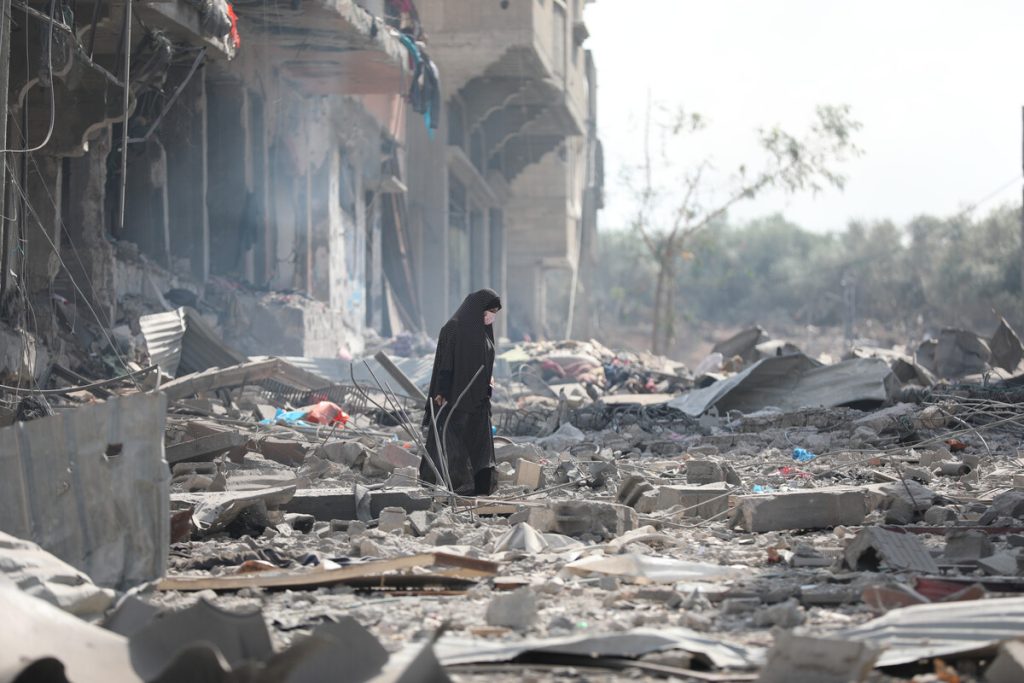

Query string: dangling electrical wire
[1,0,57,153]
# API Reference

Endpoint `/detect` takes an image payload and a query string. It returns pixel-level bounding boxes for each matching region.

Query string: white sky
[585,0,1024,233]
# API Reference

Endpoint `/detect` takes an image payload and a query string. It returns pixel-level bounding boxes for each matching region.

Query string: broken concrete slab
[485,587,538,629]
[656,483,731,519]
[933,328,992,379]
[527,500,638,540]
[978,552,1022,577]
[255,437,310,466]
[377,507,407,534]
[944,529,995,562]
[844,527,940,573]
[172,485,296,534]
[363,442,421,476]
[564,553,745,584]
[991,317,1024,373]
[0,531,115,620]
[284,487,431,521]
[731,487,867,532]
[0,394,168,590]
[685,460,724,485]
[986,640,1024,683]
[166,431,248,465]
[515,458,544,491]
[758,631,878,683]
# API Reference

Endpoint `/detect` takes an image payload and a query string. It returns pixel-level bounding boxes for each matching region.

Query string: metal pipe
[115,0,131,234]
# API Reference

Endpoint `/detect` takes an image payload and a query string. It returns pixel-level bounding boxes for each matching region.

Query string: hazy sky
[585,0,1023,233]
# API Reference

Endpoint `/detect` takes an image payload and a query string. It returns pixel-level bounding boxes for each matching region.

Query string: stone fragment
[686,460,724,485]
[988,490,1024,519]
[656,484,730,520]
[732,488,867,532]
[256,437,309,466]
[377,507,407,534]
[751,599,805,628]
[317,441,366,467]
[527,500,638,540]
[944,529,995,562]
[923,505,958,525]
[515,459,544,491]
[986,640,1024,683]
[363,443,420,476]
[485,587,537,629]
[758,631,878,683]
[978,552,1022,576]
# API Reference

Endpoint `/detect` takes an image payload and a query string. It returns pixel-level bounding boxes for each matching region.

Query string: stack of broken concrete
[4,316,1024,681]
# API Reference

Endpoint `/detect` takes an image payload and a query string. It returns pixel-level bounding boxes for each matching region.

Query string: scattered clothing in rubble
[422,289,501,495]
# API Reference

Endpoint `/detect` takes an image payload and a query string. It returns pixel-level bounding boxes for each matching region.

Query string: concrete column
[65,128,116,324]
[121,139,170,266]
[24,155,61,295]
[160,63,209,281]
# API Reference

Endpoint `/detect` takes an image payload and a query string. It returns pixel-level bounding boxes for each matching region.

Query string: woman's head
[457,289,501,324]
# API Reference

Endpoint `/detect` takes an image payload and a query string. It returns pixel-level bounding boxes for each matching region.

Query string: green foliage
[597,204,1024,337]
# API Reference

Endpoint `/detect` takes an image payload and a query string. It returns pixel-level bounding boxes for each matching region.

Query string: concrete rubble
[3,321,1024,681]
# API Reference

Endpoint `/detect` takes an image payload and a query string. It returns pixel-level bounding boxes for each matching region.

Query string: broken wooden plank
[165,431,247,465]
[156,552,499,591]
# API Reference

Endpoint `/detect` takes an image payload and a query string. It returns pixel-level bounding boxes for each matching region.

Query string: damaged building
[0,0,601,373]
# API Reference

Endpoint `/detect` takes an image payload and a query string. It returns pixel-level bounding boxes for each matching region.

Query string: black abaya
[421,289,501,496]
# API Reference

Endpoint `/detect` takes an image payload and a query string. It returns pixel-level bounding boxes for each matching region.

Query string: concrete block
[989,490,1024,519]
[758,631,878,683]
[317,441,366,467]
[377,507,407,534]
[944,529,995,562]
[732,487,867,533]
[685,460,724,485]
[528,500,638,540]
[257,437,309,466]
[923,505,958,525]
[485,587,537,629]
[515,459,544,491]
[986,640,1024,683]
[363,442,420,476]
[656,484,730,520]
[285,487,431,521]
[977,552,1022,577]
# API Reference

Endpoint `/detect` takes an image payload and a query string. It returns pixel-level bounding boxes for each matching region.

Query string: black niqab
[424,288,501,414]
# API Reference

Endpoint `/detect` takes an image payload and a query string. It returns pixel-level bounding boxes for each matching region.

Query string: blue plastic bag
[792,447,817,463]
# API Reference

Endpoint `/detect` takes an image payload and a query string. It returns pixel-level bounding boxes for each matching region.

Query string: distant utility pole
[1020,107,1024,294]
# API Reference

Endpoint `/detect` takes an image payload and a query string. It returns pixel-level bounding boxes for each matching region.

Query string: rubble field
[4,319,1024,682]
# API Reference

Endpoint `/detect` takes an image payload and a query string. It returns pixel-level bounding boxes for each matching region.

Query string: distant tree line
[596,203,1023,347]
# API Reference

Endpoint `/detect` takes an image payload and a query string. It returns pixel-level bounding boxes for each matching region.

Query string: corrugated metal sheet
[140,307,246,377]
[139,308,187,377]
[843,596,1024,667]
[280,356,435,398]
[0,395,169,590]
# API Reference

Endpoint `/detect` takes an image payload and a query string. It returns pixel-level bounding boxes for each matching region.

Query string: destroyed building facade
[0,0,601,373]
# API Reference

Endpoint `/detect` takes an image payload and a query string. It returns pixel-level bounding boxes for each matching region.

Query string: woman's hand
[434,394,447,408]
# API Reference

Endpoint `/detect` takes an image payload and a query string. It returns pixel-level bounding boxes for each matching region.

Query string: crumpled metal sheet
[0,394,169,590]
[140,306,245,378]
[842,596,1024,667]
[434,627,763,670]
[669,354,895,416]
[280,356,435,397]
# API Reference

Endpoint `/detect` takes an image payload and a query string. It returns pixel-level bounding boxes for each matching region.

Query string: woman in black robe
[421,288,501,496]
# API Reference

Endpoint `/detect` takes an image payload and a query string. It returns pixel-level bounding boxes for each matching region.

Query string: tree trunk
[663,256,676,353]
[651,254,666,354]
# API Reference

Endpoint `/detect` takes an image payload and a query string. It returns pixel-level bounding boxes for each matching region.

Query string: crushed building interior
[3,1,1024,682]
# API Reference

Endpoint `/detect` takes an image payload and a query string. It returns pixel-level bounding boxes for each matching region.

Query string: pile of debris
[4,312,1024,681]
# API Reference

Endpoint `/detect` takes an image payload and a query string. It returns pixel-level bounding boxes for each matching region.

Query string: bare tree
[626,100,861,354]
